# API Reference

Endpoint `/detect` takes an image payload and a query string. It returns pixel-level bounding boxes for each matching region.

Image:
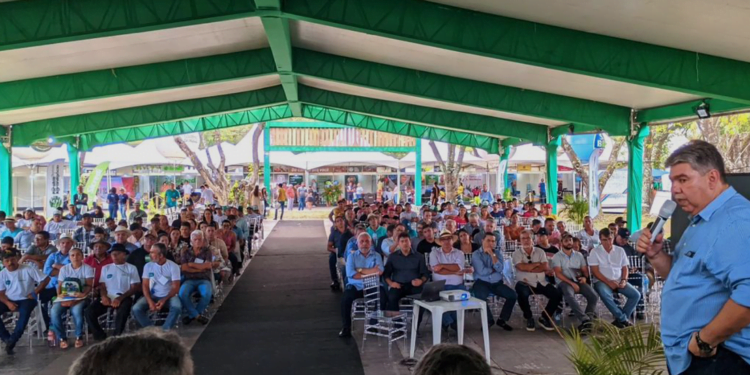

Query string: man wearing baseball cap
[0,218,22,241]
[0,237,14,252]
[85,244,140,340]
[40,233,75,330]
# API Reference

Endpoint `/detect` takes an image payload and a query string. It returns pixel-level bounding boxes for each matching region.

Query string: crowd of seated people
[0,199,264,355]
[330,198,648,339]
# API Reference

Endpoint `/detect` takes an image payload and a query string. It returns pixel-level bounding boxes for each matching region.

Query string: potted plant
[322,183,343,207]
[560,195,589,225]
[564,321,666,375]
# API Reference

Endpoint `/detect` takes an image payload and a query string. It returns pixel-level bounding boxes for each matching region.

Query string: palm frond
[564,320,666,375]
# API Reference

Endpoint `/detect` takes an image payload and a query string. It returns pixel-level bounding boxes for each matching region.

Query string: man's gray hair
[357,232,372,242]
[665,140,726,183]
[190,230,204,240]
[68,327,193,375]
[468,213,479,220]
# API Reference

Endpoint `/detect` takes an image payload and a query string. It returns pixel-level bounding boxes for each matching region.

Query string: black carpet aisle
[191,220,365,375]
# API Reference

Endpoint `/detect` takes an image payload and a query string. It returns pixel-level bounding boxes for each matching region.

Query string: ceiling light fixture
[696,101,711,119]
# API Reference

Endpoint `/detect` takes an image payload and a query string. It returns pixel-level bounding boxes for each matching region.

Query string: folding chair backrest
[362,274,381,312]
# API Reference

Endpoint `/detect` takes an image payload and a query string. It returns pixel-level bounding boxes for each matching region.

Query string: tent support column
[415,139,422,206]
[497,144,511,198]
[264,126,271,197]
[67,141,81,198]
[627,125,650,230]
[0,127,11,214]
[546,136,561,214]
[396,160,401,204]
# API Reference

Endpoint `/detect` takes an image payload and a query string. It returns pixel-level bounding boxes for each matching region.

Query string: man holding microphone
[637,140,750,374]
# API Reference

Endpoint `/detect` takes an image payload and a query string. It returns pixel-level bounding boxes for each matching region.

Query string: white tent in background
[399,139,486,167]
[11,146,68,168]
[302,151,401,169]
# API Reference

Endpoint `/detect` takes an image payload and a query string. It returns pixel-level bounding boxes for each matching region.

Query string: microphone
[649,200,677,244]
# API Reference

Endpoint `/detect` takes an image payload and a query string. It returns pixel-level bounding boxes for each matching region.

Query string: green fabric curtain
[627,126,650,230]
[0,143,11,214]
[67,143,80,198]
[415,139,422,206]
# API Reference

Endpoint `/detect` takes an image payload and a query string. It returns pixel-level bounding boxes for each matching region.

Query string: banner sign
[496,159,508,194]
[46,162,65,215]
[84,162,109,207]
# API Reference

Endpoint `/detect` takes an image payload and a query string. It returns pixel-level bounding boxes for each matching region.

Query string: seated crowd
[0,200,263,355]
[331,198,649,338]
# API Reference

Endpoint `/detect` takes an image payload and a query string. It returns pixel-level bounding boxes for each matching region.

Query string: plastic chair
[361,274,407,358]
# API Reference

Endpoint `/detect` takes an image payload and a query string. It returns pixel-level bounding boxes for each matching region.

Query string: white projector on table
[439,290,470,302]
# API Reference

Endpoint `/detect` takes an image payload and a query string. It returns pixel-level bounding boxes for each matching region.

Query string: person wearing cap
[0,218,22,240]
[41,233,76,330]
[111,225,137,253]
[534,229,559,259]
[16,209,34,230]
[589,228,640,329]
[21,231,58,270]
[44,209,77,241]
[615,228,649,320]
[614,216,627,232]
[430,229,468,330]
[551,233,598,332]
[127,223,145,248]
[513,229,561,332]
[0,237,13,252]
[0,248,51,354]
[471,232,516,331]
[64,204,82,222]
[74,214,96,245]
[128,202,148,223]
[85,243,140,340]
[49,246,94,349]
[84,239,113,288]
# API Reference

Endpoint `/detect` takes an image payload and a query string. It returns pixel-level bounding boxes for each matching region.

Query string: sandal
[59,340,69,349]
[75,337,84,348]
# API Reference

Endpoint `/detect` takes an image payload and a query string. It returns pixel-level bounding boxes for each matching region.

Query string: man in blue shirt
[471,233,516,331]
[479,184,493,204]
[41,233,73,330]
[328,217,347,291]
[338,233,384,338]
[0,218,22,241]
[637,140,750,374]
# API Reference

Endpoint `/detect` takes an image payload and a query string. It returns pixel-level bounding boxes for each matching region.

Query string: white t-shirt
[576,228,600,251]
[588,245,628,281]
[202,188,215,205]
[58,263,95,294]
[399,211,418,222]
[143,260,181,299]
[99,263,140,298]
[429,249,465,286]
[0,265,47,301]
[183,184,193,196]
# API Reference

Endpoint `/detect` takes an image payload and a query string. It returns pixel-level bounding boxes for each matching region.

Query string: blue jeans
[108,204,118,220]
[441,284,467,326]
[472,279,517,324]
[0,299,37,344]
[132,295,182,331]
[179,279,212,319]
[298,196,306,210]
[274,202,285,220]
[51,300,87,340]
[119,205,126,220]
[594,280,641,322]
[328,253,339,286]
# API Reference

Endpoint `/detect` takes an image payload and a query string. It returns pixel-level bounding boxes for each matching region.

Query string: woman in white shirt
[50,247,94,349]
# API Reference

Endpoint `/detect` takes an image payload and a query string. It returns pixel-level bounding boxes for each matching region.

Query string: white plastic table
[409,297,491,364]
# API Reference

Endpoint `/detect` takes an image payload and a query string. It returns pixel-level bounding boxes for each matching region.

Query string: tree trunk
[175,133,229,205]
[250,122,266,187]
[561,137,589,197]
[642,131,655,207]
[598,137,626,192]
[427,141,465,201]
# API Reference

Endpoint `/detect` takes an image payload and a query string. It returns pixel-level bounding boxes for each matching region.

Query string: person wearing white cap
[111,225,137,253]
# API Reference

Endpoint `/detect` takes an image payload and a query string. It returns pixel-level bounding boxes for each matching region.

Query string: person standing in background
[107,188,119,220]
[275,183,287,220]
[539,178,547,204]
[73,186,88,214]
[118,188,129,221]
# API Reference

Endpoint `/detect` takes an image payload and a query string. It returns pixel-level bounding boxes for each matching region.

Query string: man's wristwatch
[695,331,716,355]
[357,267,363,273]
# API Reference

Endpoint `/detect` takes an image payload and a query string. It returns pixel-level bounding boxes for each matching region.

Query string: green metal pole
[627,125,650,230]
[415,139,422,206]
[264,126,271,196]
[546,136,561,214]
[500,144,511,194]
[67,143,81,199]
[0,140,11,214]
